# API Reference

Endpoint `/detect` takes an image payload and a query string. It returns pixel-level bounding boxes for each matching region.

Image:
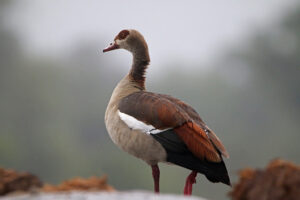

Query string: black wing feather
[151,129,231,186]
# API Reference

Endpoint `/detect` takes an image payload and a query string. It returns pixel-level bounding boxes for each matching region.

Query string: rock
[42,176,114,192]
[229,159,300,200]
[0,167,114,196]
[0,168,42,195]
[0,191,206,200]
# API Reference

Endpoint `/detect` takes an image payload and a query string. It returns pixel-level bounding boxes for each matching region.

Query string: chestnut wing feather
[160,94,229,159]
[118,91,228,162]
[118,92,188,129]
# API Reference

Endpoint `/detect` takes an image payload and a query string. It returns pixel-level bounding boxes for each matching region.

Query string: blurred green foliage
[0,1,299,200]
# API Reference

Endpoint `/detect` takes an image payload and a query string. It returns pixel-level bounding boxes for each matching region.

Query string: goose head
[103,29,149,55]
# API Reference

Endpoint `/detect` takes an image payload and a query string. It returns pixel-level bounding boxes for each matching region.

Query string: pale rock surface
[0,191,207,200]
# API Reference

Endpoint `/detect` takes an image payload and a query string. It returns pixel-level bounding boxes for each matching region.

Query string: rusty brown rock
[42,175,114,192]
[229,159,300,200]
[0,168,42,195]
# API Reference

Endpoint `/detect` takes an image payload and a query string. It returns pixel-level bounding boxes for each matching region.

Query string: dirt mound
[42,176,114,192]
[229,159,300,200]
[0,168,42,195]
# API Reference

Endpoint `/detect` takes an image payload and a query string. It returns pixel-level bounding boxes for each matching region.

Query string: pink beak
[103,42,119,52]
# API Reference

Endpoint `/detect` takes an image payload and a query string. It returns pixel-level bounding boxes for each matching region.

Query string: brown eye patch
[115,30,130,40]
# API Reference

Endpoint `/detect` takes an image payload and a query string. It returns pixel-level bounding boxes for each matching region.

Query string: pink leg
[183,170,197,196]
[151,165,160,193]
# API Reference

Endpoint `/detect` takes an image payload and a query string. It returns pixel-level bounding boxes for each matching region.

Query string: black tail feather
[151,129,231,185]
[166,151,231,186]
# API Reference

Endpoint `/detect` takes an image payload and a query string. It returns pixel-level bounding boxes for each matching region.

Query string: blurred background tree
[0,1,299,199]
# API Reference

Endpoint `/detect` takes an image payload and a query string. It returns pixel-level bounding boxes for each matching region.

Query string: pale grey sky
[5,0,297,69]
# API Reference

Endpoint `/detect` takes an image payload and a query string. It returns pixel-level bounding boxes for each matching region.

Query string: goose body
[103,29,230,195]
[105,75,167,165]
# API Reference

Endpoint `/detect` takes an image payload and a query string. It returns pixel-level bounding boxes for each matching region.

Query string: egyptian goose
[103,29,230,195]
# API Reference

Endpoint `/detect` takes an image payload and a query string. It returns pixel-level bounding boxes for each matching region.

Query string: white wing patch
[204,128,209,136]
[118,110,170,135]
